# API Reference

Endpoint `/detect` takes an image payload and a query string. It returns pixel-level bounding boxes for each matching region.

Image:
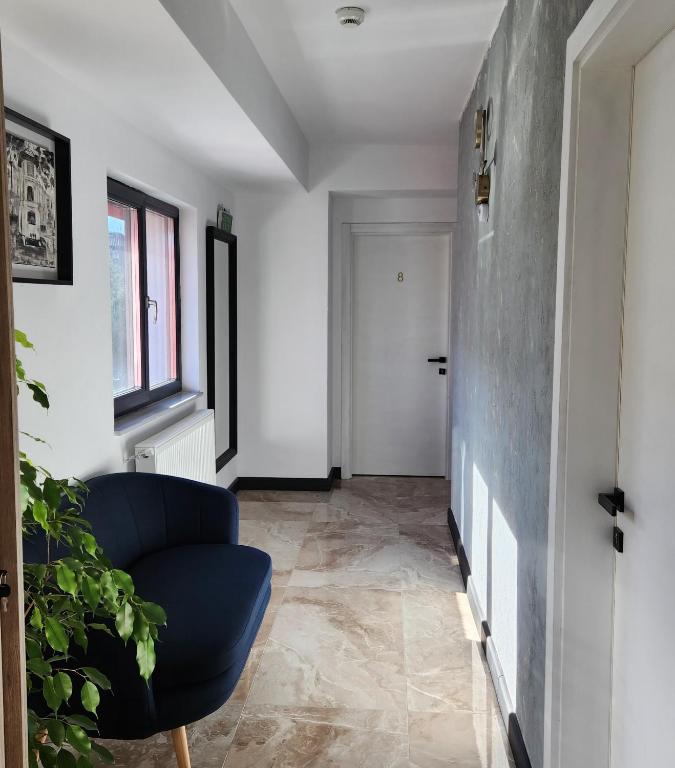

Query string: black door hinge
[613,526,624,553]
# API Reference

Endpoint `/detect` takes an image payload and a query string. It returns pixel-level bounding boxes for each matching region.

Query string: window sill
[114,391,202,435]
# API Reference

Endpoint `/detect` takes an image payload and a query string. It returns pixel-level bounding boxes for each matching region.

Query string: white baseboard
[466,575,515,727]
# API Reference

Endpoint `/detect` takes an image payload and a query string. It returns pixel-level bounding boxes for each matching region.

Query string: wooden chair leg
[171,726,192,768]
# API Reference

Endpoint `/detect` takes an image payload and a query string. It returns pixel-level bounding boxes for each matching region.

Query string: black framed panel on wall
[5,108,73,284]
[206,226,237,472]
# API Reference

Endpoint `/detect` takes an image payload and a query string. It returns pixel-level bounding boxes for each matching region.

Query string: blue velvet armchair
[25,472,272,766]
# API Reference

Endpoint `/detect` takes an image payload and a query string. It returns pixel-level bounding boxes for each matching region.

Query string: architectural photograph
[0,1,673,767]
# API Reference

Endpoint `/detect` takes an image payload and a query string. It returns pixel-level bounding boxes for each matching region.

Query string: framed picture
[5,108,73,284]
[216,203,233,234]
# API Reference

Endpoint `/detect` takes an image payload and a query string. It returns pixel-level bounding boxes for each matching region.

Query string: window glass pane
[145,209,177,389]
[108,201,141,397]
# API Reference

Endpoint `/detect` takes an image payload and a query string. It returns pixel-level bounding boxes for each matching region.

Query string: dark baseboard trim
[227,478,240,494]
[446,507,471,588]
[507,714,533,768]
[231,467,341,494]
[447,507,533,768]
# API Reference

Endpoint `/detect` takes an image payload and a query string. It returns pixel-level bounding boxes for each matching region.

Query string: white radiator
[135,410,216,485]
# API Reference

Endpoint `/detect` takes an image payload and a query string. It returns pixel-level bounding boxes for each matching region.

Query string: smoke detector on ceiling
[336,6,366,27]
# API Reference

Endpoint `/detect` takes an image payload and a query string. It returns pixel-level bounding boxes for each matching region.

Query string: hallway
[107,477,514,767]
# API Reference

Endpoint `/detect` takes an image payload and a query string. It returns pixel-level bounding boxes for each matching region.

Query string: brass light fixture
[474,107,491,222]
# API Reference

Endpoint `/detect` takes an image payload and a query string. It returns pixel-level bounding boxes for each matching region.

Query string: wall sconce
[474,106,492,223]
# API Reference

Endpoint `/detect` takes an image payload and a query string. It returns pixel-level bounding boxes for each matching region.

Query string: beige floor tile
[247,587,406,712]
[403,591,497,713]
[226,706,409,768]
[238,520,309,586]
[101,701,243,768]
[238,501,319,522]
[312,502,400,526]
[399,524,464,592]
[398,505,449,526]
[408,710,514,768]
[289,528,401,590]
[237,490,330,503]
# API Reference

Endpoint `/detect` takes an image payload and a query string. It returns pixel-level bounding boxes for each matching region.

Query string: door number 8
[397,272,404,282]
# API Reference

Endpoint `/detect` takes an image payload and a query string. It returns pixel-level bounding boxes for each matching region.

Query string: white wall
[235,143,457,479]
[4,37,237,486]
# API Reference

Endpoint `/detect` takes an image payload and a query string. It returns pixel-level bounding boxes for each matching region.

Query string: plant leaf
[72,623,88,652]
[65,715,98,732]
[88,623,114,636]
[133,611,149,642]
[32,499,48,527]
[27,381,50,409]
[99,572,117,604]
[43,676,61,712]
[115,602,134,643]
[81,575,100,612]
[45,617,69,653]
[29,606,43,630]
[42,477,61,509]
[57,749,77,768]
[80,681,100,715]
[27,657,51,678]
[26,636,42,658]
[37,743,58,768]
[46,718,65,747]
[66,724,91,754]
[91,742,115,764]
[15,329,34,348]
[136,637,156,680]
[54,671,73,703]
[112,569,134,595]
[82,667,111,691]
[55,564,78,596]
[142,602,167,625]
[81,533,98,556]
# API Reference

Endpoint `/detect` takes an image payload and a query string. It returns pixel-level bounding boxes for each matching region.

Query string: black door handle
[428,357,447,363]
[598,487,624,517]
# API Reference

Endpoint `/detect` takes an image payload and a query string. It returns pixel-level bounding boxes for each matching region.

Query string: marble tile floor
[104,476,514,767]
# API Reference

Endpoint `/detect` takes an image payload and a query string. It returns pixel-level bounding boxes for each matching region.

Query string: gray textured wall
[450,1,592,766]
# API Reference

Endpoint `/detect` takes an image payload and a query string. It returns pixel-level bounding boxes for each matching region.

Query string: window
[107,179,181,417]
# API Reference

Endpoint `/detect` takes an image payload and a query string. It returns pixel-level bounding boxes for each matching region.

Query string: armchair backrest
[24,472,239,570]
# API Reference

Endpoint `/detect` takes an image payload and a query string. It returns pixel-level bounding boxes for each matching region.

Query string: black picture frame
[206,226,237,472]
[5,108,73,285]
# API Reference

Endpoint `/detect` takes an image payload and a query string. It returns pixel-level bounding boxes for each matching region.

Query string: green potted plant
[16,330,166,767]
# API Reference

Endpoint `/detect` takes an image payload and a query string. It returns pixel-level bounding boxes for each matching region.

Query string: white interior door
[351,232,450,476]
[611,27,675,768]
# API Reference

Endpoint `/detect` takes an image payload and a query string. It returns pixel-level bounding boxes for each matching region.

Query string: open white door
[0,36,28,768]
[610,26,675,767]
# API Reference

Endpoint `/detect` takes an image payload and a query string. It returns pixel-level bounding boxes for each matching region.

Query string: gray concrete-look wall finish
[450,1,592,765]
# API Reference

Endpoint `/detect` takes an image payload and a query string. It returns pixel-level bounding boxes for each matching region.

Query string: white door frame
[545,2,675,767]
[340,222,454,479]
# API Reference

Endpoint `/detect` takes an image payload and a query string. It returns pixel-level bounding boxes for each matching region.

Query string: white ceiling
[0,0,298,189]
[229,0,505,145]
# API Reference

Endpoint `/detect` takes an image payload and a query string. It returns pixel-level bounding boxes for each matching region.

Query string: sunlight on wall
[491,498,518,702]
[471,462,490,614]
